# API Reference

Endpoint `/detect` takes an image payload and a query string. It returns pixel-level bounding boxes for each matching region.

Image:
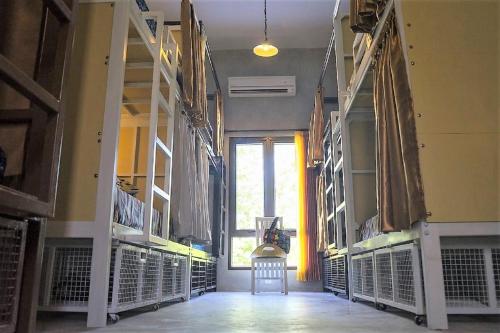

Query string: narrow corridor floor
[37,292,500,333]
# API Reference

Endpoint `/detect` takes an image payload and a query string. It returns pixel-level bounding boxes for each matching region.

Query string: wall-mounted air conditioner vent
[228,76,296,97]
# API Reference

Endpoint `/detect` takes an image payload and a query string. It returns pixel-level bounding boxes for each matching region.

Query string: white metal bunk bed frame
[40,0,189,327]
[45,1,222,328]
[331,0,500,330]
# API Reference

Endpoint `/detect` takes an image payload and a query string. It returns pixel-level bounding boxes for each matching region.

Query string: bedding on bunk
[181,0,208,128]
[307,87,324,168]
[113,182,162,236]
[349,0,379,33]
[359,215,381,241]
[135,0,157,37]
[373,14,426,232]
[170,109,211,243]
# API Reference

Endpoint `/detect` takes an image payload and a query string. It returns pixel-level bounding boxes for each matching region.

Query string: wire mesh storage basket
[175,256,188,296]
[40,240,189,314]
[0,219,28,333]
[323,254,348,295]
[161,253,175,301]
[373,243,425,315]
[440,240,500,314]
[206,258,217,291]
[322,255,332,290]
[161,253,188,302]
[40,240,110,312]
[492,249,500,307]
[351,252,375,302]
[191,257,207,295]
[108,244,163,314]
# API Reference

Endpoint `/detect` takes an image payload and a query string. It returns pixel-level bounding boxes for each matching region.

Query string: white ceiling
[146,0,336,50]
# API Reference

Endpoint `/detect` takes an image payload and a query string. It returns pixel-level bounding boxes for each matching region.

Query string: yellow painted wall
[117,127,135,176]
[54,3,114,221]
[349,120,377,229]
[350,121,376,170]
[400,0,500,222]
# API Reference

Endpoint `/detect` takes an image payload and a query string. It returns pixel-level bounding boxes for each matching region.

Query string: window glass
[235,143,264,230]
[288,237,298,267]
[231,237,256,267]
[274,143,298,229]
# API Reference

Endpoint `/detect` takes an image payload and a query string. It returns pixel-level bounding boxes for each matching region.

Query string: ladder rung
[156,138,172,158]
[153,185,170,201]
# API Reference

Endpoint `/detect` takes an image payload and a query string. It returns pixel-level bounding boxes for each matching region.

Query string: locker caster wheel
[333,291,339,296]
[152,304,160,311]
[414,315,424,326]
[109,314,120,324]
[375,303,387,311]
[351,297,358,303]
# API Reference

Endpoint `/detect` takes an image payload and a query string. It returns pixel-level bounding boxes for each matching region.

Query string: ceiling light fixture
[253,0,278,57]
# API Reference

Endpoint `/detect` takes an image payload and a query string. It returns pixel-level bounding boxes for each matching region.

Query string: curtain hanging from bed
[373,15,426,232]
[307,87,324,168]
[195,135,211,242]
[316,171,328,252]
[215,91,224,156]
[305,167,321,281]
[170,107,211,242]
[181,0,208,128]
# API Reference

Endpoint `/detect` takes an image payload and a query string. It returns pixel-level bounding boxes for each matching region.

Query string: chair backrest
[255,217,283,246]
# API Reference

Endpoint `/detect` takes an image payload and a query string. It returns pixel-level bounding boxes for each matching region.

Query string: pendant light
[253,0,278,57]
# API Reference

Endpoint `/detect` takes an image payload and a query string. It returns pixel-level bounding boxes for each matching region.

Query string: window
[229,137,298,269]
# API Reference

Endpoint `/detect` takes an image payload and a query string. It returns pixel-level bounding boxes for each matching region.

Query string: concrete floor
[37,292,500,333]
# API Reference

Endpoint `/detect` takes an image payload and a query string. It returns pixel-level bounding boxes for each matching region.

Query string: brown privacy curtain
[195,135,211,242]
[181,0,193,105]
[305,167,321,281]
[374,16,427,232]
[316,171,328,252]
[181,0,208,127]
[170,108,211,242]
[307,87,324,168]
[214,91,224,156]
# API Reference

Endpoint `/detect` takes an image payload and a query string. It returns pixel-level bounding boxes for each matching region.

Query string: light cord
[264,0,268,41]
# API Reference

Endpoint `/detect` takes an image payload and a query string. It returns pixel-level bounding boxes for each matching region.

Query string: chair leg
[284,260,288,295]
[251,259,255,295]
[280,262,284,294]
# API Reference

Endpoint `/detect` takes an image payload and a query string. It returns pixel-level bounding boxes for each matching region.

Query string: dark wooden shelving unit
[0,1,78,332]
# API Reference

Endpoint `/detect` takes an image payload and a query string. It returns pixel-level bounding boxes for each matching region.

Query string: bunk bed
[324,0,500,329]
[39,0,225,328]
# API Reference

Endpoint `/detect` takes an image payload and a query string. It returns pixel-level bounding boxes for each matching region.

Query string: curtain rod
[164,20,221,94]
[318,24,335,88]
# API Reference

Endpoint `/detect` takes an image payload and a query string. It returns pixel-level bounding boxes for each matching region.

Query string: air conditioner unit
[228,76,296,97]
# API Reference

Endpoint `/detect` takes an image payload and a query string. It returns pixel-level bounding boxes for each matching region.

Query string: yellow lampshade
[253,42,278,57]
